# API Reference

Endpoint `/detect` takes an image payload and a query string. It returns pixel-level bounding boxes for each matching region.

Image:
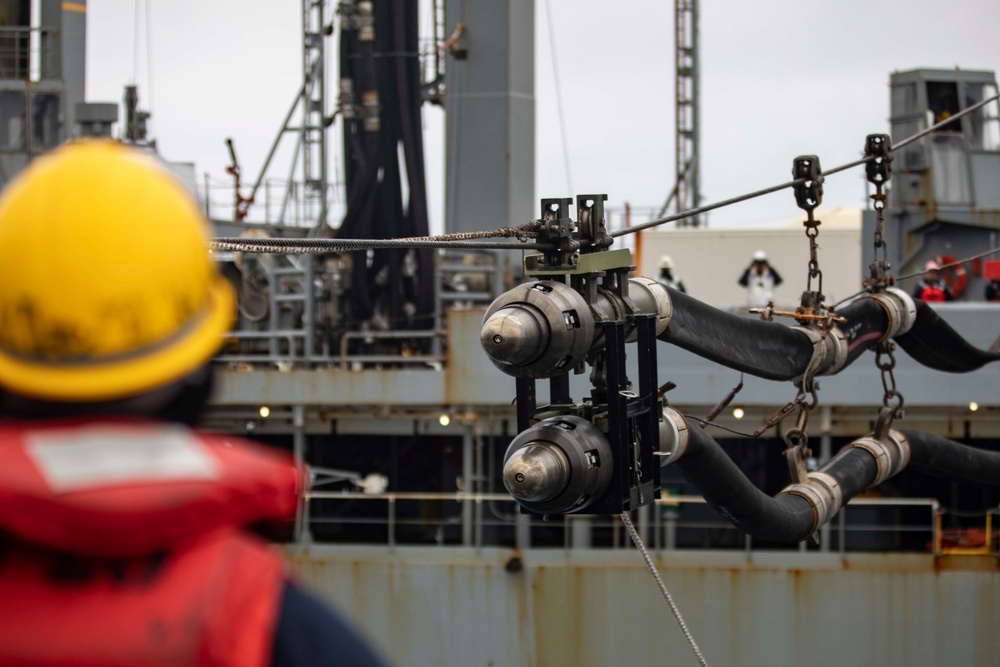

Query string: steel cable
[620,512,709,667]
[611,91,1000,236]
[895,245,1000,282]
[212,93,999,254]
[211,237,551,253]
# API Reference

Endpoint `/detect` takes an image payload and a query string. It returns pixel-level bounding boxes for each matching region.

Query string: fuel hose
[659,287,889,381]
[674,422,880,542]
[901,429,1000,486]
[894,301,1000,372]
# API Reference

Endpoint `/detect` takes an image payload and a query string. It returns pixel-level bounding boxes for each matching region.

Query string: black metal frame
[513,314,661,515]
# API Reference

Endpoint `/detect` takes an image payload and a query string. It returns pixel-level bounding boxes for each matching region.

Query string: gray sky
[86,0,1000,231]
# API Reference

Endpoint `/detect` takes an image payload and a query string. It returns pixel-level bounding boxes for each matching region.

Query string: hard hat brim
[0,276,236,402]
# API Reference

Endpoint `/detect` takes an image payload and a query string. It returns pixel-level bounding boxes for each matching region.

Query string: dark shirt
[738,265,783,287]
[273,583,392,666]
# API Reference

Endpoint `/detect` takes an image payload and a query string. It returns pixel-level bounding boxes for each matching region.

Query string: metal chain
[875,341,905,418]
[864,134,893,293]
[872,181,887,264]
[781,324,825,482]
[620,512,708,667]
[804,213,823,298]
[782,382,815,483]
[792,155,825,307]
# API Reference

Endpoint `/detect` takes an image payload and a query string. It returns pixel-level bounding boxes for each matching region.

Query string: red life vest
[918,283,948,302]
[0,419,303,667]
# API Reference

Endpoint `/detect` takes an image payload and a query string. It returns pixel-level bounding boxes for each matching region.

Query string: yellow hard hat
[0,140,235,401]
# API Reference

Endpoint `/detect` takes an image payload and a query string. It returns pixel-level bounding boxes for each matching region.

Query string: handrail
[301,491,949,554]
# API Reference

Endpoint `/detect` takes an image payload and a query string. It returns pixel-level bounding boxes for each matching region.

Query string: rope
[620,512,708,667]
[211,222,546,253]
[211,236,551,254]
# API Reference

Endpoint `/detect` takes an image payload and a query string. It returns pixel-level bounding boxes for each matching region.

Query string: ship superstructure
[2,2,999,665]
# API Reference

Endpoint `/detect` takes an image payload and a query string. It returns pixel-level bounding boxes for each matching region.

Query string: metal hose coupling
[845,428,910,487]
[656,406,690,467]
[778,428,910,534]
[862,287,917,341]
[789,324,849,377]
[778,470,844,536]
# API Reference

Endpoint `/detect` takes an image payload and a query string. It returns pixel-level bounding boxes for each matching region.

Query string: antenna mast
[302,0,331,236]
[675,0,701,227]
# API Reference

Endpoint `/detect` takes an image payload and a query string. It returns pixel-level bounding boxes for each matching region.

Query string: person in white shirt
[738,250,783,307]
[656,255,686,293]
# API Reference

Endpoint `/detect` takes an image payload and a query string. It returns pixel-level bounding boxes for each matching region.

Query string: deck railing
[300,491,988,556]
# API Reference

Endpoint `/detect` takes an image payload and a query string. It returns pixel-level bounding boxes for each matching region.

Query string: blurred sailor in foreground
[0,140,391,666]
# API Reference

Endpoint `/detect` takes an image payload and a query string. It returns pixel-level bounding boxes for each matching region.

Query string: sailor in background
[913,260,955,302]
[656,254,686,293]
[738,250,783,307]
[986,279,1000,302]
[0,141,391,667]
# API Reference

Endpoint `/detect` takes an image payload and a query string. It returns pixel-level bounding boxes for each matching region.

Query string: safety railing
[203,177,344,229]
[301,491,961,556]
[213,246,502,370]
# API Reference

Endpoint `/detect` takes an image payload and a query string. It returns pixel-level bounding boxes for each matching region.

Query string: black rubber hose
[676,426,813,541]
[674,423,880,542]
[659,288,889,381]
[840,297,892,365]
[659,287,812,380]
[901,429,1000,486]
[894,301,1000,372]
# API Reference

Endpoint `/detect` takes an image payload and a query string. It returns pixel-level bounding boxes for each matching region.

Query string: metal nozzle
[481,306,547,367]
[502,442,570,503]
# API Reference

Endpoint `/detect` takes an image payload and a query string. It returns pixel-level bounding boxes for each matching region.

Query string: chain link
[804,213,823,298]
[792,155,825,304]
[864,134,894,293]
[875,341,905,418]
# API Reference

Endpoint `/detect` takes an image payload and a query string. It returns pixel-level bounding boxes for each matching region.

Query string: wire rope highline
[213,92,1000,254]
[210,237,553,254]
[609,91,1000,237]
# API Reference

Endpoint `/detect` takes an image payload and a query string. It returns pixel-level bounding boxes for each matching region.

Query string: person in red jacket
[912,260,955,302]
[0,140,391,667]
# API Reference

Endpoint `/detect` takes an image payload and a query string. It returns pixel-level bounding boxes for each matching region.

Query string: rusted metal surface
[287,545,1000,667]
